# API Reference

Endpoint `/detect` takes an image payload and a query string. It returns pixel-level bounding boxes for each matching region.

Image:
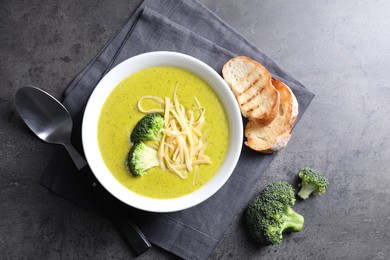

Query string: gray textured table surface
[1,0,389,259]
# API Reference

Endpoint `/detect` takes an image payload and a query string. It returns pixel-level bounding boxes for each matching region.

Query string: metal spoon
[14,86,87,169]
[14,86,151,256]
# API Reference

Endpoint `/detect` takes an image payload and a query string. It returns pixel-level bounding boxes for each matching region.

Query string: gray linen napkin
[40,0,315,259]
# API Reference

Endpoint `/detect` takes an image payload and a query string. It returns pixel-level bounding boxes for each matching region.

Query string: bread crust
[222,56,280,125]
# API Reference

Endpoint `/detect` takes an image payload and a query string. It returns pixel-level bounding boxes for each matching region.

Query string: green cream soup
[98,66,229,199]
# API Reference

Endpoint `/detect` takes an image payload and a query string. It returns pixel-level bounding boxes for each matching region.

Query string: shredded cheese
[137,84,211,182]
[137,96,165,113]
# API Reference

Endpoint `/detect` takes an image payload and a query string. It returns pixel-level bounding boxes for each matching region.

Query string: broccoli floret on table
[130,113,164,143]
[297,167,329,200]
[258,181,296,207]
[127,141,159,176]
[245,182,304,246]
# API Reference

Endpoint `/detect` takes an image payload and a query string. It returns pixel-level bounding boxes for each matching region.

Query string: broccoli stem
[280,206,304,232]
[297,182,317,200]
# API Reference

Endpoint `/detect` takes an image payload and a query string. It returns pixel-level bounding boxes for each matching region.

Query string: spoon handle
[63,140,151,254]
[79,165,152,255]
[62,140,87,170]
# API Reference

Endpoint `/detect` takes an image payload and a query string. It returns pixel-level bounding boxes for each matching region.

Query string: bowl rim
[82,51,243,213]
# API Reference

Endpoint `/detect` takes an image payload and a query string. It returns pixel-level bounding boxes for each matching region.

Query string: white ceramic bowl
[82,51,242,212]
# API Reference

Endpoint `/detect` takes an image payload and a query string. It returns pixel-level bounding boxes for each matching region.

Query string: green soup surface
[98,66,229,199]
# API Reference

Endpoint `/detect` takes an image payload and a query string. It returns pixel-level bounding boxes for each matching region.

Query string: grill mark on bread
[240,90,258,106]
[246,104,259,115]
[239,73,261,94]
[238,77,264,109]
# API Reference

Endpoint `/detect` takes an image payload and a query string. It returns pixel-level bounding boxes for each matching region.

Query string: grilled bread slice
[245,78,299,153]
[222,56,280,126]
